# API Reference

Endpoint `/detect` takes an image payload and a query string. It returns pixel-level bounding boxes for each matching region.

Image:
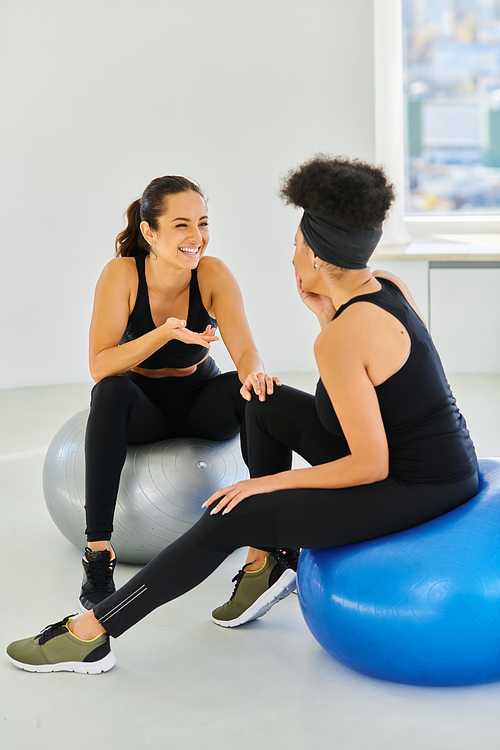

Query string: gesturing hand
[202,476,276,515]
[240,372,281,402]
[164,318,219,348]
[295,270,335,320]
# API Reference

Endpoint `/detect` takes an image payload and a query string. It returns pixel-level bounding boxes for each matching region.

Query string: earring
[313,260,318,270]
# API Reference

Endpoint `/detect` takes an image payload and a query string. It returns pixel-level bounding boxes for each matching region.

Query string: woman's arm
[205,311,390,514]
[200,257,280,400]
[89,259,217,383]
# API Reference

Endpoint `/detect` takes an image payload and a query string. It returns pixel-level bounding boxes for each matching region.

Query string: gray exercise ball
[43,408,248,564]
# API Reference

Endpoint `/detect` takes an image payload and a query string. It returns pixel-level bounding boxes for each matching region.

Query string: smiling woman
[60,174,293,616]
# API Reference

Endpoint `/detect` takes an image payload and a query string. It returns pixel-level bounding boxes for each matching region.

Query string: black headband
[300,210,382,269]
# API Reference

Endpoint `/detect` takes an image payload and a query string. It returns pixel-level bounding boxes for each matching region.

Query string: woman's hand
[162,318,219,348]
[202,476,275,515]
[240,372,281,402]
[295,270,335,321]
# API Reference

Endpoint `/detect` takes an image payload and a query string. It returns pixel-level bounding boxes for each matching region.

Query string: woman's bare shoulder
[197,255,239,290]
[198,254,232,276]
[371,268,409,295]
[97,256,137,283]
[314,297,398,359]
[93,257,139,306]
[101,255,137,275]
[372,268,426,323]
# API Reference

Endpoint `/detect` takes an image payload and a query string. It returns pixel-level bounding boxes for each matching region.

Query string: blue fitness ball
[297,457,500,687]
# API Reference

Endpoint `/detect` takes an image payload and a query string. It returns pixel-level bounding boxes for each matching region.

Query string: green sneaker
[212,553,297,628]
[6,615,116,674]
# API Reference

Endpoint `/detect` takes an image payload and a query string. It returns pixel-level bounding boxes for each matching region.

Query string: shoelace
[229,563,254,600]
[277,548,301,572]
[84,557,115,590]
[36,616,76,645]
[229,555,277,600]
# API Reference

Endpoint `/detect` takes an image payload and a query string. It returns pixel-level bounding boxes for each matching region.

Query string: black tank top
[120,255,217,369]
[315,277,478,484]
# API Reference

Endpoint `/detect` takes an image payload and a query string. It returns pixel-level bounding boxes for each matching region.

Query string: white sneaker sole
[212,569,297,628]
[5,649,117,674]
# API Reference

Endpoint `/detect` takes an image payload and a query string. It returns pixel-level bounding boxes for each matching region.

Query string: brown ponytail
[115,176,205,258]
[115,199,150,257]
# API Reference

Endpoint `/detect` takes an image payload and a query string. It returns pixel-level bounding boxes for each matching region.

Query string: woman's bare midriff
[130,352,210,379]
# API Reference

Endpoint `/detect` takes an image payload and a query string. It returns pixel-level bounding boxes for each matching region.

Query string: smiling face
[141,191,209,268]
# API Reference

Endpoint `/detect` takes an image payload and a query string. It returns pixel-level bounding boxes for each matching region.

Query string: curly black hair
[279,154,395,229]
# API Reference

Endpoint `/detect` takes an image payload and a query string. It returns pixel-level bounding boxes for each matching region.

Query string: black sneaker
[276,548,301,572]
[79,548,116,612]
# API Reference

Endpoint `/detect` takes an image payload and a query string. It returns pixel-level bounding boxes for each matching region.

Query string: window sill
[405,215,500,236]
[372,239,500,263]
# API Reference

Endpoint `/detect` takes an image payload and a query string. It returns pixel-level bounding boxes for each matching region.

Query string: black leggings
[84,358,246,541]
[92,384,479,637]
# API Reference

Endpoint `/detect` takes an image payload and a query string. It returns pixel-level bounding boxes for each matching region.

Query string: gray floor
[1,372,500,750]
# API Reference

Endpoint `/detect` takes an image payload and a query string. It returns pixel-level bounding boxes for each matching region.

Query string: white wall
[430,268,500,374]
[1,0,377,389]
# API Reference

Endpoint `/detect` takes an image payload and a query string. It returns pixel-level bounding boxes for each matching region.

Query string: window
[403,0,500,215]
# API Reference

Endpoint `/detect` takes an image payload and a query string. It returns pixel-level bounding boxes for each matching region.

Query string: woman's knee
[247,383,314,420]
[246,387,305,440]
[89,376,137,415]
[196,505,279,554]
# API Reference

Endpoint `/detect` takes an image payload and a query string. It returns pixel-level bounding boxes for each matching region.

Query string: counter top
[372,236,500,263]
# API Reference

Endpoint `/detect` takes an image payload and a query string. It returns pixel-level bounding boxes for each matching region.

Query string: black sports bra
[120,255,217,369]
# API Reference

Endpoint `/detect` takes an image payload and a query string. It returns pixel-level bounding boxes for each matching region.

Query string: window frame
[374,0,500,243]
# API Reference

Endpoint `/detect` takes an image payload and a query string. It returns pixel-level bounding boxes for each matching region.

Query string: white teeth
[179,247,199,254]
